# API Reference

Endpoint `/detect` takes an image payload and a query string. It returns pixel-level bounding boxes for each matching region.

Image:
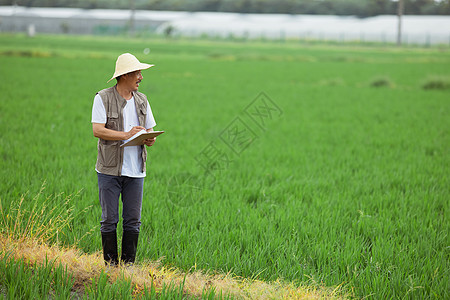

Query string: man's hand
[143,127,156,147]
[143,137,156,147]
[126,126,146,139]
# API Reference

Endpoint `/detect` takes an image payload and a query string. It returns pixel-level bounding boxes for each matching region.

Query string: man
[91,53,157,266]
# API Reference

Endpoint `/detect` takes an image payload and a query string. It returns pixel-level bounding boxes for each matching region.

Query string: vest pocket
[106,111,119,130]
[138,104,147,126]
[100,143,119,167]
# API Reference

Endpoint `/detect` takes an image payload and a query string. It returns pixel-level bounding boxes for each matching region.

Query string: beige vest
[95,86,148,176]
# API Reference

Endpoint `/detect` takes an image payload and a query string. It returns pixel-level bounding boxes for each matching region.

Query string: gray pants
[97,173,144,233]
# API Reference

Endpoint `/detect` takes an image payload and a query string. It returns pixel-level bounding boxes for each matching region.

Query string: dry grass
[0,234,347,299]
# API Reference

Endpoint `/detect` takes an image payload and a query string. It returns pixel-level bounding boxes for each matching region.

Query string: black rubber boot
[101,231,119,266]
[121,231,139,265]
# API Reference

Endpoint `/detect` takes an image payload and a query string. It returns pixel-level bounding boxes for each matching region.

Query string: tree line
[4,0,450,16]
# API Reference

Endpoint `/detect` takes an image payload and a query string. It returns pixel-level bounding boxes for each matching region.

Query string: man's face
[123,70,143,91]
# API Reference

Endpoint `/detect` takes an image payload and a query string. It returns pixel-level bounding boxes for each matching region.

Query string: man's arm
[92,123,145,141]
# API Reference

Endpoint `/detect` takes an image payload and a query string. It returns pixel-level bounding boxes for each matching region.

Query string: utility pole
[397,0,404,46]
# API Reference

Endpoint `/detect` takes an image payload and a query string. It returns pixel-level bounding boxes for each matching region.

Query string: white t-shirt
[91,93,156,178]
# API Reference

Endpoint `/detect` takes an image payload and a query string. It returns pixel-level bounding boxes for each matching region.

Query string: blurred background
[1,0,449,45]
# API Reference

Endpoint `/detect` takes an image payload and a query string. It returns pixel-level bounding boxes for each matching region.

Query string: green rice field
[0,34,449,299]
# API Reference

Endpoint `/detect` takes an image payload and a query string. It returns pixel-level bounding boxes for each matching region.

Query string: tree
[4,0,449,15]
[403,0,438,14]
[437,0,450,15]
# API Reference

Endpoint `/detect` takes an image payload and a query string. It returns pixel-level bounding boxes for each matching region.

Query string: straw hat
[108,53,154,83]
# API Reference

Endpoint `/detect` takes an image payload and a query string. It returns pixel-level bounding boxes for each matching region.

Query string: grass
[0,33,449,299]
[422,76,450,90]
[369,76,395,88]
[0,191,345,299]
